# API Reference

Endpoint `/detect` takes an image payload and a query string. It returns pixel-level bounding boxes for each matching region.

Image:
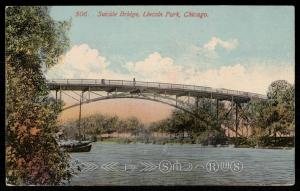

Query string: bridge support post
[235,102,239,138]
[210,93,213,114]
[78,92,81,140]
[216,99,219,124]
[88,87,90,102]
[59,86,62,103]
[193,97,199,127]
[55,90,58,105]
[78,91,84,140]
[229,96,234,137]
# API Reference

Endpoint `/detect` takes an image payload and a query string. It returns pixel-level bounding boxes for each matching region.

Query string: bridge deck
[46,79,268,103]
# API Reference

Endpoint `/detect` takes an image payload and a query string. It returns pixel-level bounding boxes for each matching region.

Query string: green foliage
[148,98,228,144]
[62,114,146,139]
[6,6,71,185]
[267,80,294,105]
[149,82,294,146]
[6,64,71,185]
[194,130,227,145]
[5,6,70,69]
[243,80,294,146]
[229,137,249,146]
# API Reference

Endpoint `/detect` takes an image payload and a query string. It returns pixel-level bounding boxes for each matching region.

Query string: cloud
[184,63,294,94]
[46,44,108,78]
[124,52,184,82]
[197,37,239,58]
[46,44,130,79]
[46,43,294,95]
[204,37,239,51]
[123,53,293,94]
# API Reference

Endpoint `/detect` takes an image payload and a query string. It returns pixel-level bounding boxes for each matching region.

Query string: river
[69,142,294,186]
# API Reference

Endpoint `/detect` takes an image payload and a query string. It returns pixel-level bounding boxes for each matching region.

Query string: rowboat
[59,140,92,152]
[63,144,92,152]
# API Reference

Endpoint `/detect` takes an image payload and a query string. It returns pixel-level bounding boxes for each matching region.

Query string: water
[69,142,294,186]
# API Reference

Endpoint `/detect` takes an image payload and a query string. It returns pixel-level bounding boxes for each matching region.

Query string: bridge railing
[148,82,161,88]
[46,79,267,100]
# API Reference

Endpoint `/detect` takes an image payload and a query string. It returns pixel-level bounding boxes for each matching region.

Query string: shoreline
[96,140,294,150]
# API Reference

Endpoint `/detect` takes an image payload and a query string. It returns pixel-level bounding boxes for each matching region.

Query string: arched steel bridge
[47,78,267,104]
[46,79,268,137]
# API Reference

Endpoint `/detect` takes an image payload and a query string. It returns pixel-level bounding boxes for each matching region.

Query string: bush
[195,130,227,145]
[229,137,249,146]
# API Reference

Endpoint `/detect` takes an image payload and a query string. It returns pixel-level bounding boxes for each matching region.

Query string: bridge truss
[47,79,268,137]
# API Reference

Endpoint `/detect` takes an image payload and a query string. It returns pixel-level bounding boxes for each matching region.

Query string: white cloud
[204,37,239,51]
[123,52,293,94]
[46,44,129,79]
[46,43,294,95]
[198,37,239,58]
[124,52,184,83]
[183,62,294,94]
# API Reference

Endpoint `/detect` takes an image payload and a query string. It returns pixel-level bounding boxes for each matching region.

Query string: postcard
[5,5,295,186]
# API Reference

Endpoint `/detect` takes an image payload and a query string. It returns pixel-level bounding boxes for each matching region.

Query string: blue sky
[47,6,294,94]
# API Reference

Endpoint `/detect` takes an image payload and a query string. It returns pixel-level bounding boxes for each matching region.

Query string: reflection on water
[69,142,294,186]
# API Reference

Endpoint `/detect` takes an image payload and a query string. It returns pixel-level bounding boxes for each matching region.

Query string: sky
[46,6,295,123]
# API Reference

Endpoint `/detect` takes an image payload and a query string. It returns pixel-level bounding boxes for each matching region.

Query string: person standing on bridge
[133,77,136,87]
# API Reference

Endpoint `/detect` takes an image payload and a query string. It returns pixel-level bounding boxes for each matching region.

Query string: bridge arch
[62,95,195,116]
[48,78,261,138]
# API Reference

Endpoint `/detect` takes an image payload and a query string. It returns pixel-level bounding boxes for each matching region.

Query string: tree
[267,80,295,138]
[147,98,228,143]
[245,80,294,146]
[127,117,143,137]
[6,6,71,185]
[267,80,293,104]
